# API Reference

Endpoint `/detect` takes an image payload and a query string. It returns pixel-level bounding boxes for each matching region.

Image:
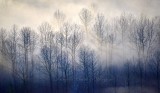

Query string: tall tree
[39,22,55,93]
[79,8,92,36]
[2,25,18,92]
[69,24,81,82]
[16,27,36,93]
[129,16,155,92]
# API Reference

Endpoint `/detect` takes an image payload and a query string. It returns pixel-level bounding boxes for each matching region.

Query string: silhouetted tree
[39,22,55,93]
[69,24,81,81]
[79,8,92,36]
[16,27,36,93]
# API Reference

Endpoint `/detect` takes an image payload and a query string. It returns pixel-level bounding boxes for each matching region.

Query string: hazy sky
[0,0,159,64]
[0,0,160,28]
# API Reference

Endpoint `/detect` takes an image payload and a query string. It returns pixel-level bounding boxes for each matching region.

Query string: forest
[0,8,160,93]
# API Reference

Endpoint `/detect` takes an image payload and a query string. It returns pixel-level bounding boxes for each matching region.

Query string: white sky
[0,0,159,65]
[0,0,160,28]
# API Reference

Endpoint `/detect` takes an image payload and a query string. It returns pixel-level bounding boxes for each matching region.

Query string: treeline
[0,9,160,93]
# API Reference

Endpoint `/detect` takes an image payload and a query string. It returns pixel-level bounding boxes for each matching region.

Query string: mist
[1,0,160,28]
[0,0,160,93]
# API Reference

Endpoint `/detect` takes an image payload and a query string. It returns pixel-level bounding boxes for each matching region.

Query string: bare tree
[60,23,72,92]
[79,8,92,35]
[94,13,106,45]
[89,51,97,93]
[119,13,129,62]
[40,45,54,93]
[9,25,18,92]
[39,22,55,93]
[54,9,66,28]
[93,13,106,66]
[1,25,18,92]
[152,17,160,93]
[28,30,37,93]
[107,32,116,65]
[68,24,81,81]
[79,47,97,93]
[79,47,90,93]
[0,28,7,55]
[16,27,36,93]
[54,32,60,93]
[39,22,53,46]
[129,15,155,92]
[56,29,65,92]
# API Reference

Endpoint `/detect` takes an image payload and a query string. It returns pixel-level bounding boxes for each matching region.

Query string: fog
[1,0,159,64]
[0,0,160,93]
[0,0,160,28]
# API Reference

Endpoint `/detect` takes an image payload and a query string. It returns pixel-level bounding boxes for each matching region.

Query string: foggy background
[0,0,160,28]
[0,0,160,93]
[1,0,160,64]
